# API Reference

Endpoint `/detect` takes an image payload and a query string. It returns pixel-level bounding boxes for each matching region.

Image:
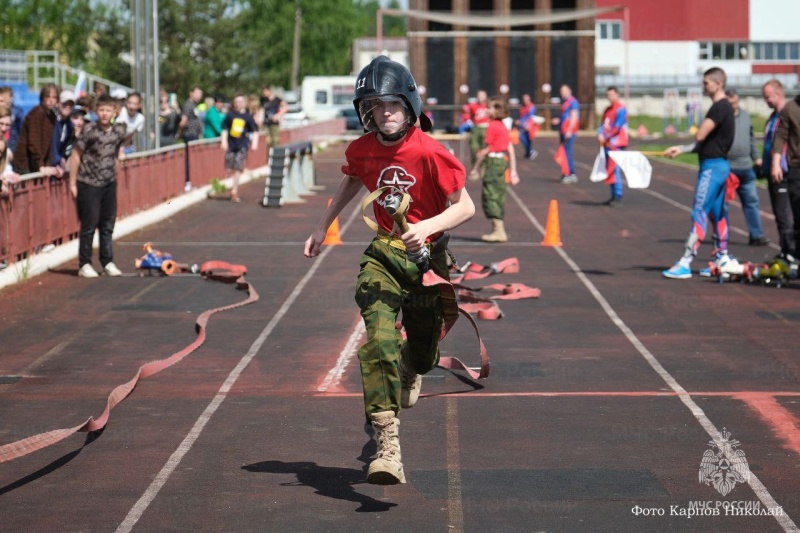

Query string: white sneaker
[184,182,193,192]
[78,264,99,278]
[104,262,123,276]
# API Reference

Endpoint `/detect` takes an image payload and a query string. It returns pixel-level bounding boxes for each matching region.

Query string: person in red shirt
[304,56,475,485]
[469,98,519,241]
[598,86,629,206]
[468,90,491,169]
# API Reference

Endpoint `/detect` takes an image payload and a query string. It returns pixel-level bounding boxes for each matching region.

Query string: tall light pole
[130,0,160,149]
[290,2,302,91]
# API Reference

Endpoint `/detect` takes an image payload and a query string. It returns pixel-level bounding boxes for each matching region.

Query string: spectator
[247,94,264,130]
[467,90,490,170]
[178,87,204,143]
[761,79,794,262]
[12,83,59,174]
[68,93,130,279]
[203,94,226,139]
[0,107,13,161]
[110,88,128,121]
[93,81,108,98]
[51,89,76,175]
[0,136,19,270]
[457,103,472,135]
[260,85,286,148]
[0,86,24,152]
[770,83,800,272]
[158,93,180,146]
[662,67,736,279]
[468,97,519,242]
[598,86,629,207]
[77,94,97,123]
[725,88,769,246]
[178,86,204,190]
[552,84,580,184]
[220,94,259,203]
[0,137,19,197]
[116,92,145,153]
[517,93,539,160]
[70,105,87,140]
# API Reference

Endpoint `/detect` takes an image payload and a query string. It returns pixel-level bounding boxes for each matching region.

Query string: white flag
[589,148,607,182]
[609,151,653,189]
[75,71,87,98]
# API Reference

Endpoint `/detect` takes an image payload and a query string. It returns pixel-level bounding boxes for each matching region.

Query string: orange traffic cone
[541,199,562,247]
[322,198,342,245]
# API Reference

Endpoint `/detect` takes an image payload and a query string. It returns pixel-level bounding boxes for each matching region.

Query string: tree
[1,0,408,97]
[0,0,95,65]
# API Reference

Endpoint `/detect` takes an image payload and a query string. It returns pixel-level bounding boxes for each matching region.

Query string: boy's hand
[401,221,430,253]
[304,230,325,258]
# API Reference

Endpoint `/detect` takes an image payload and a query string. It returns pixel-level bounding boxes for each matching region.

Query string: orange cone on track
[541,199,563,247]
[322,198,342,246]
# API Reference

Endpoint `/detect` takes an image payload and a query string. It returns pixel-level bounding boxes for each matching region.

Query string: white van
[300,76,357,121]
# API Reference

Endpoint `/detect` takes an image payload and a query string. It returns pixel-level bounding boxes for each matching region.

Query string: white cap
[59,90,75,104]
[110,88,128,99]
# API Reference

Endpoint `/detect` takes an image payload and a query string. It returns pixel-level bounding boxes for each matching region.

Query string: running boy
[69,93,131,278]
[662,67,735,279]
[304,56,475,485]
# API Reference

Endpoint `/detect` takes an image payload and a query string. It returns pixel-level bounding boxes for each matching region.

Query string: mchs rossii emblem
[699,428,750,496]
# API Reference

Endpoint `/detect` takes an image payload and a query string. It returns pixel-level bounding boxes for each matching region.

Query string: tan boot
[399,350,422,409]
[367,411,406,484]
[481,219,508,242]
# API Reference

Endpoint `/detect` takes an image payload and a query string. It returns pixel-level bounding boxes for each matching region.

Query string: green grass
[606,114,770,136]
[636,144,698,167]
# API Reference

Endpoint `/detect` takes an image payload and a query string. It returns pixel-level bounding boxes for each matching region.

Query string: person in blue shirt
[552,84,580,183]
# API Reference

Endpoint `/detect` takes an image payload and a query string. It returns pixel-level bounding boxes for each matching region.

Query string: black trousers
[77,180,117,268]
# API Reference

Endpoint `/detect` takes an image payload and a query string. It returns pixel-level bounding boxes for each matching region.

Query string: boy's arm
[402,187,475,252]
[304,174,363,258]
[68,146,83,197]
[507,141,519,185]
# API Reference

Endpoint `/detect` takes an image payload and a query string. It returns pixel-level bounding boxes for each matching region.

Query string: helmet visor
[358,95,408,132]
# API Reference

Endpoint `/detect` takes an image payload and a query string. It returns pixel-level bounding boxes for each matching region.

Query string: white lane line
[317,318,365,392]
[115,202,363,533]
[509,188,798,532]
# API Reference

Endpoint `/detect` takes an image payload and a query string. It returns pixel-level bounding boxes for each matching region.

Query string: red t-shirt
[484,119,510,152]
[468,102,491,125]
[341,127,465,236]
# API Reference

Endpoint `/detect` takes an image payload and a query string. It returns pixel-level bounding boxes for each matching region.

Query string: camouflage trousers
[469,126,487,166]
[354,237,448,420]
[482,156,508,220]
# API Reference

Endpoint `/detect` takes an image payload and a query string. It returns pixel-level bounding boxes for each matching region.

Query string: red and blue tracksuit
[559,96,579,175]
[599,101,628,199]
[518,102,538,157]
